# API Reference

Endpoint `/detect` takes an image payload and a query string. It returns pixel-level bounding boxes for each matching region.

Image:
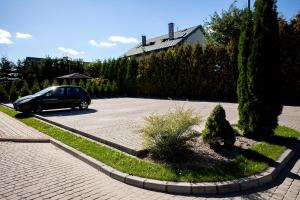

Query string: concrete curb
[0,138,50,143]
[50,135,300,195]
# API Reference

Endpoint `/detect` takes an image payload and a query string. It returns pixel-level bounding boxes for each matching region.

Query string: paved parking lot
[33,98,300,154]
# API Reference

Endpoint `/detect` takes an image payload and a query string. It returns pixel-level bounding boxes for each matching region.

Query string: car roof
[55,85,82,88]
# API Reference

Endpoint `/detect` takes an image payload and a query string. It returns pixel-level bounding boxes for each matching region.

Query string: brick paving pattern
[0,112,49,141]
[0,142,300,200]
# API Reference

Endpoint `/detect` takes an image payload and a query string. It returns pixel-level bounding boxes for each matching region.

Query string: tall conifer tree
[237,5,253,133]
[247,0,282,135]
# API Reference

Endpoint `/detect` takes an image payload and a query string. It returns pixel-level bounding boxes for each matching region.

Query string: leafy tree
[9,83,18,102]
[237,8,253,133]
[15,59,26,79]
[0,84,9,102]
[43,79,49,88]
[279,12,300,104]
[11,79,25,93]
[0,57,14,86]
[20,80,31,97]
[246,0,282,135]
[31,79,41,94]
[204,2,244,46]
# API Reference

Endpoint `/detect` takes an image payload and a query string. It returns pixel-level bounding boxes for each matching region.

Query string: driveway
[25,98,300,155]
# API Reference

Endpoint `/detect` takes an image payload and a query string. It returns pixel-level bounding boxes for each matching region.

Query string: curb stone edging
[49,136,300,195]
[1,104,300,195]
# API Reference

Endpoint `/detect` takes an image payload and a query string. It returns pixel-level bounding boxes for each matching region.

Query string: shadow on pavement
[15,108,97,118]
[38,108,97,117]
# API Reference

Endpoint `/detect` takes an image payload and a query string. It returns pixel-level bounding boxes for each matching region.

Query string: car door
[66,87,81,107]
[42,90,58,109]
[53,87,67,109]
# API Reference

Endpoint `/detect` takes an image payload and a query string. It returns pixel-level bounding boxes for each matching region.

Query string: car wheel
[79,100,88,110]
[33,104,43,113]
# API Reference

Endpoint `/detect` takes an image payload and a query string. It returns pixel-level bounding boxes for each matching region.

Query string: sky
[0,0,299,62]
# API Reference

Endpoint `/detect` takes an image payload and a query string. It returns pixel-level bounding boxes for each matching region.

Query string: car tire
[33,104,43,113]
[79,100,88,110]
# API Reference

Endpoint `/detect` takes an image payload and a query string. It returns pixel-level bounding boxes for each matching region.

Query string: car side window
[54,88,65,97]
[45,91,54,97]
[67,87,79,97]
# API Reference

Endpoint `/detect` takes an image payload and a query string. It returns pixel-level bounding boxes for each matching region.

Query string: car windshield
[33,86,57,96]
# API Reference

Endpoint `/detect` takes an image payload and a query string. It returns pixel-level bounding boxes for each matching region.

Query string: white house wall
[183,28,205,48]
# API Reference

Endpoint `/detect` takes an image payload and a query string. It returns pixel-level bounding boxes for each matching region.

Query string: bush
[202,105,236,147]
[31,79,40,94]
[62,79,68,85]
[105,81,112,96]
[52,79,58,86]
[20,81,31,97]
[111,80,119,96]
[9,84,18,102]
[79,80,85,88]
[71,79,77,86]
[92,82,99,97]
[43,79,49,88]
[142,106,200,161]
[86,81,93,96]
[0,84,9,102]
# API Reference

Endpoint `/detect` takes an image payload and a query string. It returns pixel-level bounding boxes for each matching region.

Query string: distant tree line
[0,5,299,104]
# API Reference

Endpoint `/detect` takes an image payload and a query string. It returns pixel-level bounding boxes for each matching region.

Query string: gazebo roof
[57,73,91,79]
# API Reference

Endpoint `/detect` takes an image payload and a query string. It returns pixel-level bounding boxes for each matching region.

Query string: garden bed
[144,136,257,168]
[0,105,299,183]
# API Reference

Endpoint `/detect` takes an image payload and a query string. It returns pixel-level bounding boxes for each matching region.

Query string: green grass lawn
[0,105,299,182]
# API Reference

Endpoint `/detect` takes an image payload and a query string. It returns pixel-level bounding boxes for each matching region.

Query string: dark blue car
[13,85,91,113]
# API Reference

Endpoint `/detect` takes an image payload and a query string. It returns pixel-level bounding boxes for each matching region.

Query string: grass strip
[1,105,299,182]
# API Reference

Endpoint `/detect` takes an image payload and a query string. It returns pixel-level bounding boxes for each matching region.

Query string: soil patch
[144,136,257,168]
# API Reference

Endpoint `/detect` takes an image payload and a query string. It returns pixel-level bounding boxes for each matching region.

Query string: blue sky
[0,0,299,62]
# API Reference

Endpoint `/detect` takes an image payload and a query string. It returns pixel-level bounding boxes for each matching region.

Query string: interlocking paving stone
[0,112,49,141]
[0,141,300,199]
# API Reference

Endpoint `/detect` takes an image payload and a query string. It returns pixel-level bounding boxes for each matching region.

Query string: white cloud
[0,29,13,44]
[108,36,138,44]
[16,32,32,39]
[57,47,85,56]
[89,39,116,48]
[99,42,117,47]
